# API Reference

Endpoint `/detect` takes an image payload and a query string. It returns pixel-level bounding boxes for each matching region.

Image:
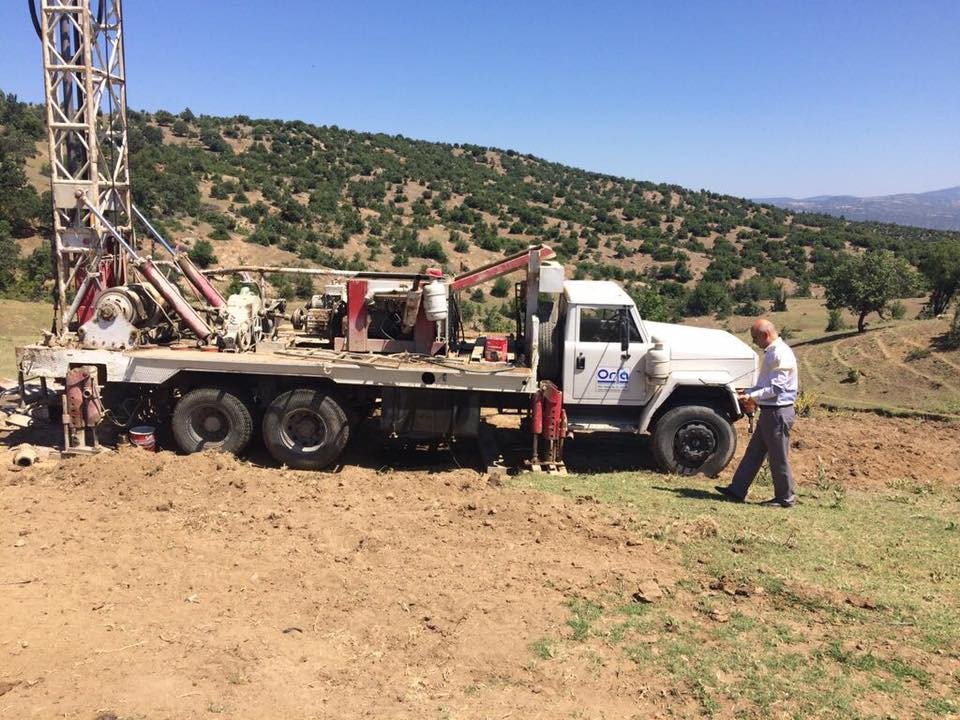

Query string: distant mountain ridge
[757,186,960,231]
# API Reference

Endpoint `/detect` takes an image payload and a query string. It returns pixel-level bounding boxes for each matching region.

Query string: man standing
[716,319,799,507]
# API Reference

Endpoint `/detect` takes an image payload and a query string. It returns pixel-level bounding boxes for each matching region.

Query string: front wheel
[262,388,350,470]
[651,405,737,476]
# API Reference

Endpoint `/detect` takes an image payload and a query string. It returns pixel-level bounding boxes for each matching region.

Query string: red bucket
[129,425,156,452]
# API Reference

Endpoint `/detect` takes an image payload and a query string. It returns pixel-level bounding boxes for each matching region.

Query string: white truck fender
[637,371,742,434]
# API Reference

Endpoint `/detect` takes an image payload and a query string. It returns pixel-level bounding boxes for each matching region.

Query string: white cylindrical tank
[422,280,449,321]
[645,340,671,382]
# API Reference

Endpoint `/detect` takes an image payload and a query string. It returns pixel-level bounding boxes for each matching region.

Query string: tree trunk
[929,289,951,317]
[857,310,868,332]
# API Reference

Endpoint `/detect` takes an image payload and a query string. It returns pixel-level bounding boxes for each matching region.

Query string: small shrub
[905,347,932,362]
[188,239,218,268]
[826,308,848,332]
[491,277,510,298]
[944,306,960,350]
[887,300,907,319]
[795,389,818,417]
[842,367,862,384]
[771,283,788,312]
[734,300,764,317]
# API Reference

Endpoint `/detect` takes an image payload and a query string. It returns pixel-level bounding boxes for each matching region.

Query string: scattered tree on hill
[629,285,673,323]
[491,277,510,298]
[686,280,733,317]
[771,282,787,312]
[3,94,959,323]
[188,239,218,269]
[824,250,920,332]
[0,220,20,292]
[199,127,231,154]
[0,153,44,237]
[919,239,960,316]
[944,306,960,350]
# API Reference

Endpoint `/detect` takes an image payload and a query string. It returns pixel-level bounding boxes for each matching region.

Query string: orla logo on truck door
[595,367,631,387]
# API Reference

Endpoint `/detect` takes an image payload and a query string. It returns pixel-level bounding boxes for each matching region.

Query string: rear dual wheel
[171,387,254,454]
[262,388,350,470]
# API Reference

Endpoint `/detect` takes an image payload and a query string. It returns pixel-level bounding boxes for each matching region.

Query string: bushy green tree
[199,127,231,154]
[0,220,20,293]
[629,285,672,323]
[18,243,52,299]
[825,250,920,332]
[188,239,218,269]
[685,280,733,317]
[0,153,43,237]
[919,239,960,316]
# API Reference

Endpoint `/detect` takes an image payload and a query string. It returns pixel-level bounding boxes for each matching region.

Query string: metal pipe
[201,266,427,281]
[176,255,226,308]
[63,273,97,328]
[79,196,138,258]
[133,204,226,308]
[139,259,214,341]
[131,204,175,255]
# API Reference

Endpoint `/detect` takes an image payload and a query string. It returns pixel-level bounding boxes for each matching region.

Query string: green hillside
[2,90,958,329]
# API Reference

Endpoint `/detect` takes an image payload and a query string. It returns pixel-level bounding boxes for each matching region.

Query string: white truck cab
[538,279,758,475]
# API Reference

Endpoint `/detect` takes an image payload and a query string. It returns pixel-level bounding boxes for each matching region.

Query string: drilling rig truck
[16,0,758,475]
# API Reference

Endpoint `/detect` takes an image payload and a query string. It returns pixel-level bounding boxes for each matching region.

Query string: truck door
[564,305,651,405]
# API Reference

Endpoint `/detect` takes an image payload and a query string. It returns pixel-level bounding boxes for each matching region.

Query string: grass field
[513,470,960,718]
[0,300,51,380]
[687,297,960,417]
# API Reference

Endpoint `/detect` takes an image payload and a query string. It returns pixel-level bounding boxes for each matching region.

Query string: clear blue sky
[2,0,958,198]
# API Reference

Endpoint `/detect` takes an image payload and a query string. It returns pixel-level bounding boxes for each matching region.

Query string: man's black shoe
[715,485,745,503]
[758,498,794,508]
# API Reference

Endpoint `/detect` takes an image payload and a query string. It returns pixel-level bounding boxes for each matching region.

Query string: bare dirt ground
[1,410,957,719]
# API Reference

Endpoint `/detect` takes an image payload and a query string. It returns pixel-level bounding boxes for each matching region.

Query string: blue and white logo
[596,368,631,386]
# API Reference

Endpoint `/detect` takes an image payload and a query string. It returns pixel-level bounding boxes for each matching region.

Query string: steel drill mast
[36,0,133,334]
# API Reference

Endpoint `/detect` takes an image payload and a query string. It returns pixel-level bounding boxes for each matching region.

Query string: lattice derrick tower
[38,0,134,334]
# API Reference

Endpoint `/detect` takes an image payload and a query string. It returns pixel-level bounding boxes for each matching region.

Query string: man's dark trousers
[729,405,796,503]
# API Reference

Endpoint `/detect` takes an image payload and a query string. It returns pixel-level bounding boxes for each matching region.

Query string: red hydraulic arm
[450,245,556,292]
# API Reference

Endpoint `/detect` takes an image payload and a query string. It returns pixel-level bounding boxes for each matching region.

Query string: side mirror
[619,307,630,356]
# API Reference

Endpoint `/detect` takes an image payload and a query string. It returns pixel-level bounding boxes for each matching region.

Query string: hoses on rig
[29,0,106,40]
[28,0,41,39]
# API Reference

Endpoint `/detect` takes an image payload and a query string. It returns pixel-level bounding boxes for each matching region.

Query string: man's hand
[737,391,757,414]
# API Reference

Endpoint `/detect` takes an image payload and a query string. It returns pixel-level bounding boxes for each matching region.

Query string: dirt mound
[722,409,960,489]
[0,447,675,719]
[560,409,960,490]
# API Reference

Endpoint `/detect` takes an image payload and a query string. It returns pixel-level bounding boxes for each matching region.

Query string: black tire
[536,300,562,382]
[171,386,254,455]
[262,388,350,470]
[651,405,736,477]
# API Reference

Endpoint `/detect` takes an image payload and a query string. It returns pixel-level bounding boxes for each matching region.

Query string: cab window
[579,307,642,343]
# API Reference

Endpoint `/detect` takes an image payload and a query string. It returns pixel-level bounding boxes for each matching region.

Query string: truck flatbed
[17,339,537,395]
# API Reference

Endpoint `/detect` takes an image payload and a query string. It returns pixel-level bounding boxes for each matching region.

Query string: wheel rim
[190,404,230,443]
[674,421,718,467]
[280,408,328,453]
